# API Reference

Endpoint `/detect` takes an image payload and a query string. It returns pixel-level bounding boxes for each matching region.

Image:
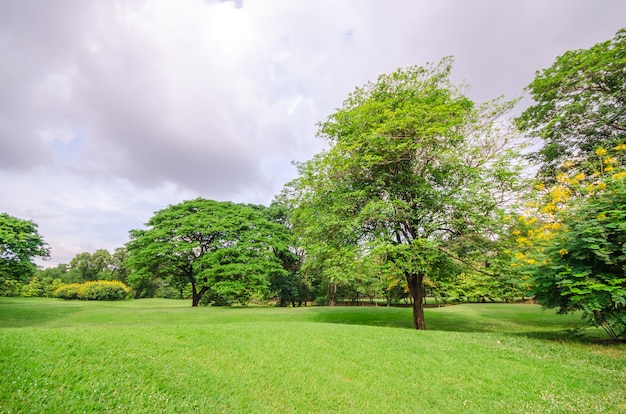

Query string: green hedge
[54,280,133,301]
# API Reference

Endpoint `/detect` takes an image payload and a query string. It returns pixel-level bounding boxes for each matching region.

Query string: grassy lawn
[1,298,625,413]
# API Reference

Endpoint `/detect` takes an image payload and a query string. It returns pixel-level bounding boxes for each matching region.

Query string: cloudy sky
[1,0,624,267]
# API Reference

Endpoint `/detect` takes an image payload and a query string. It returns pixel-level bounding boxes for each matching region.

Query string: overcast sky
[1,0,624,267]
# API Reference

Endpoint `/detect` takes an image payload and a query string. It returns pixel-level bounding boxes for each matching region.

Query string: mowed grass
[1,298,625,413]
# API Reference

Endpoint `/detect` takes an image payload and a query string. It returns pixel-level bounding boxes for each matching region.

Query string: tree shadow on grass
[307,304,615,345]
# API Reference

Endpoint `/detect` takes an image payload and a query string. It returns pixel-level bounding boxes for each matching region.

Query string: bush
[20,277,45,297]
[55,280,133,301]
[54,283,82,300]
[79,280,133,301]
[43,278,64,298]
[0,279,24,297]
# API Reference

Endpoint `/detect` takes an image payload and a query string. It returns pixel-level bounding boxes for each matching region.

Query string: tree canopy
[517,28,626,178]
[513,28,626,340]
[286,58,525,329]
[126,198,290,306]
[0,213,50,282]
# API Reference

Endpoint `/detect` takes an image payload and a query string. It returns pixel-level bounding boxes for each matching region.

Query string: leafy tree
[513,146,626,340]
[126,199,289,306]
[259,202,306,306]
[287,58,524,329]
[35,263,69,281]
[516,28,626,179]
[110,247,130,283]
[68,249,114,282]
[0,213,50,284]
[20,276,45,297]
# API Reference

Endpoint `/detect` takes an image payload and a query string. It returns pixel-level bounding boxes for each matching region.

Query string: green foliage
[19,276,45,298]
[0,213,50,283]
[69,249,114,282]
[517,162,626,340]
[0,279,23,297]
[517,28,626,178]
[126,199,290,306]
[42,277,64,297]
[286,58,525,328]
[515,29,626,340]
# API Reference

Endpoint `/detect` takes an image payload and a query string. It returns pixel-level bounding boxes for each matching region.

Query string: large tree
[516,28,626,178]
[0,213,50,283]
[126,199,289,306]
[287,58,524,329]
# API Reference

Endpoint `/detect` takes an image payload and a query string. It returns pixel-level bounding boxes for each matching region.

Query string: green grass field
[1,298,625,413]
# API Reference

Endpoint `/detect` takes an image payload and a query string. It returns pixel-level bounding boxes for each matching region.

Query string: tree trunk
[406,272,426,330]
[191,285,209,307]
[328,281,337,306]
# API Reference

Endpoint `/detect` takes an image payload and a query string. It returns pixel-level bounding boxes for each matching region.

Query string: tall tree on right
[516,28,626,179]
[514,29,626,340]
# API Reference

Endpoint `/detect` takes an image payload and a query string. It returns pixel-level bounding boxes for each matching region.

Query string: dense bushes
[55,280,132,301]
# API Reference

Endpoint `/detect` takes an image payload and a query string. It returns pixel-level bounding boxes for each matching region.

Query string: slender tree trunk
[406,272,426,330]
[328,281,337,306]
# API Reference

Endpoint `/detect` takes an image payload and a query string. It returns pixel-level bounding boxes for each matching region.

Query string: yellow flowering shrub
[55,280,133,301]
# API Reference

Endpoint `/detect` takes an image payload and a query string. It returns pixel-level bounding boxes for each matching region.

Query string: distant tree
[67,249,119,282]
[516,28,626,179]
[35,263,69,281]
[126,199,289,306]
[263,203,306,307]
[0,213,50,286]
[110,247,130,283]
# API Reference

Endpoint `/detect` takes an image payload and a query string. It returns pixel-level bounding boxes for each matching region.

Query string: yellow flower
[604,157,617,165]
[612,171,626,180]
[597,213,606,221]
[596,148,608,157]
[614,144,626,151]
[605,166,615,172]
[556,173,570,184]
[550,185,571,203]
[574,173,585,181]
[559,249,568,256]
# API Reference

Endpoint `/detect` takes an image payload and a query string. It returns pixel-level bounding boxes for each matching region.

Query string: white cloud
[0,0,624,266]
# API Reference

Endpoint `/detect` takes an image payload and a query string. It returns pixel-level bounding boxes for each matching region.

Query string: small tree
[0,213,50,285]
[513,146,626,340]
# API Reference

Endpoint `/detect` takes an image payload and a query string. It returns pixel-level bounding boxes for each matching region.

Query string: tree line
[1,29,625,339]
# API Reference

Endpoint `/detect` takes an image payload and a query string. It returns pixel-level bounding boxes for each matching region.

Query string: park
[1,24,626,414]
[1,297,625,413]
